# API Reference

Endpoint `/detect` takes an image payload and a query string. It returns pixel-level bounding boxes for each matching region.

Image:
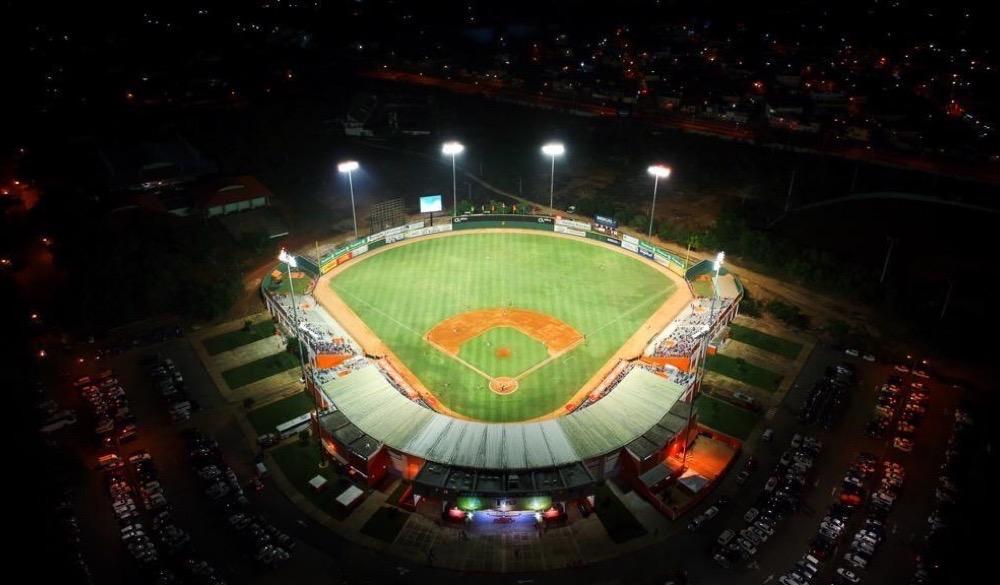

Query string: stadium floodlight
[277,249,308,384]
[713,251,725,272]
[646,165,672,237]
[541,142,565,210]
[278,248,297,268]
[442,141,464,216]
[337,161,360,238]
[337,160,359,173]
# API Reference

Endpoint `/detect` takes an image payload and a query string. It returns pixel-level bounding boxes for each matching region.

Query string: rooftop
[320,364,687,471]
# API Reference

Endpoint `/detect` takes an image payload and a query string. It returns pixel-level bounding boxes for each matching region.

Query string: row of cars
[102,450,228,585]
[712,434,823,568]
[183,429,295,570]
[906,408,976,585]
[103,452,162,569]
[144,356,194,424]
[75,370,139,446]
[778,450,901,585]
[799,363,855,429]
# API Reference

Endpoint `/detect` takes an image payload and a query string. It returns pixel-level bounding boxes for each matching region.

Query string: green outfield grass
[706,353,784,392]
[203,321,275,355]
[457,327,550,378]
[729,323,803,359]
[331,232,676,421]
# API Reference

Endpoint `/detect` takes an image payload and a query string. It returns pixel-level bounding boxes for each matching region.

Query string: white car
[845,348,860,357]
[862,353,876,362]
[703,505,720,519]
[744,508,759,523]
[837,567,862,583]
[844,552,868,569]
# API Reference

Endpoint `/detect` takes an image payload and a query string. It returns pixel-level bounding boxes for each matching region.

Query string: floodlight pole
[451,153,458,217]
[649,174,660,238]
[346,170,358,239]
[549,154,556,210]
[281,255,308,385]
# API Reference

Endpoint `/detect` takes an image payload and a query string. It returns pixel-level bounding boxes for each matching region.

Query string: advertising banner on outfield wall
[554,225,587,237]
[638,247,655,259]
[622,234,640,246]
[406,224,452,239]
[555,218,591,232]
[621,241,639,253]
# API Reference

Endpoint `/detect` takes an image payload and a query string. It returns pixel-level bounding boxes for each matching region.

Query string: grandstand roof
[320,364,686,471]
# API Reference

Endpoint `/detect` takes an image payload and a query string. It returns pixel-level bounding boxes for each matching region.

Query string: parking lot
[41,326,977,585]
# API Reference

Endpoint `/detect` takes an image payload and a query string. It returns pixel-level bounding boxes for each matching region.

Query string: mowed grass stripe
[331,233,675,421]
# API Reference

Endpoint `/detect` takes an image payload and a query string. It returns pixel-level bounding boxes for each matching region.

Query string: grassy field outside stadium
[247,392,315,434]
[695,394,760,439]
[222,351,300,389]
[706,353,784,392]
[330,233,676,422]
[728,323,803,359]
[203,320,276,355]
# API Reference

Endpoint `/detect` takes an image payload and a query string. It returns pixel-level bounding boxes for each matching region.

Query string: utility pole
[850,162,860,193]
[940,279,954,320]
[784,168,796,213]
[880,237,897,284]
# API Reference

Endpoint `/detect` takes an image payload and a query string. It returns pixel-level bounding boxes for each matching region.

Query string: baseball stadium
[262,213,743,524]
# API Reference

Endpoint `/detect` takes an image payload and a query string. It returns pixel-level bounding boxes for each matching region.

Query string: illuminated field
[330,232,676,421]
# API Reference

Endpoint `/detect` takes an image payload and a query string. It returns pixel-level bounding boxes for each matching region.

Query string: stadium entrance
[443,497,566,530]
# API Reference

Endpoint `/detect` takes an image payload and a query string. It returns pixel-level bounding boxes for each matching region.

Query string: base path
[425,308,582,355]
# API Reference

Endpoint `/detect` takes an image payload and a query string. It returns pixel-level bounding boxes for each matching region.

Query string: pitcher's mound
[495,347,512,359]
[489,377,519,395]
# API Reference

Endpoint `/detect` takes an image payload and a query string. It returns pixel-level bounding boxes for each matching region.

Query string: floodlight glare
[442,141,464,155]
[278,249,297,268]
[647,165,671,178]
[337,160,359,173]
[541,143,565,157]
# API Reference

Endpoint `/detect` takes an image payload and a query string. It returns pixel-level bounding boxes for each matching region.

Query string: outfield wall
[292,214,693,278]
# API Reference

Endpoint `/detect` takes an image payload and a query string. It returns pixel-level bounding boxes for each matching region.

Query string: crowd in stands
[376,361,434,410]
[576,362,634,411]
[651,297,735,359]
[638,362,697,388]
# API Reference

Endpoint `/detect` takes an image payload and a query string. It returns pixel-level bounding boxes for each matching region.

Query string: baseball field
[327,231,679,422]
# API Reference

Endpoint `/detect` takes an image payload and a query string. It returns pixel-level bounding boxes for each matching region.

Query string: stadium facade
[262,214,742,521]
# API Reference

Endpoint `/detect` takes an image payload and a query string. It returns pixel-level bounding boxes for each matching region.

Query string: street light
[337,160,360,239]
[646,164,671,238]
[541,142,565,211]
[442,141,464,216]
[278,249,308,385]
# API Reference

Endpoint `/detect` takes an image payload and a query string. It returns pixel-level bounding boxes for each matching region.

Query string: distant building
[94,135,217,193]
[194,175,273,217]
